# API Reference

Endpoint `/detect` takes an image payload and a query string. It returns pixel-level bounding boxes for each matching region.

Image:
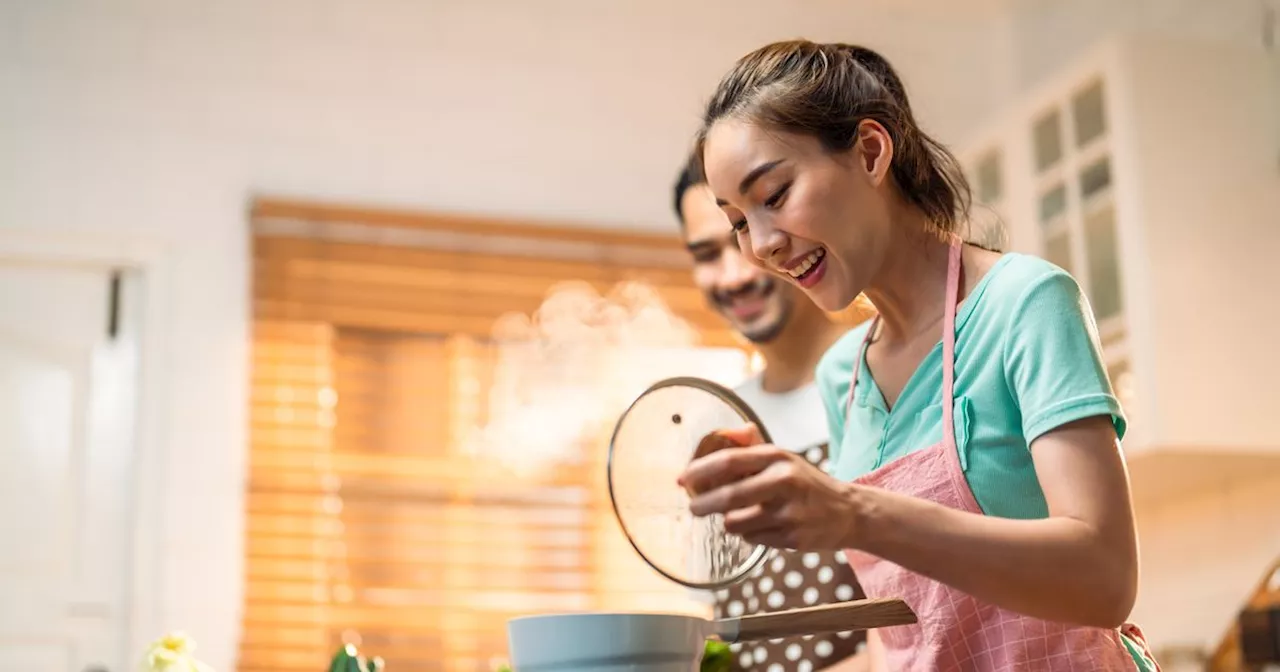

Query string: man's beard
[711,277,792,345]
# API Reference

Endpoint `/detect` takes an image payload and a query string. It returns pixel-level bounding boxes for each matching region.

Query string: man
[673,156,871,672]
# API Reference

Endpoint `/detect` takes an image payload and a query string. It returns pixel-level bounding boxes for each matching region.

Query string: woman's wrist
[840,482,879,552]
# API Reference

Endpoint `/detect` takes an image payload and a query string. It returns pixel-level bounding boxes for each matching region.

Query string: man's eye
[692,250,719,263]
[731,218,748,232]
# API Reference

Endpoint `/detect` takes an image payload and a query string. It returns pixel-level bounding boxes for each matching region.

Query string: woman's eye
[764,183,791,208]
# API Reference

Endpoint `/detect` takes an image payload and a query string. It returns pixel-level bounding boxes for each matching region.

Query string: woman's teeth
[787,248,826,278]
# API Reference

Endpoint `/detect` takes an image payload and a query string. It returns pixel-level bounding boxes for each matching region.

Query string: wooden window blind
[242,198,876,672]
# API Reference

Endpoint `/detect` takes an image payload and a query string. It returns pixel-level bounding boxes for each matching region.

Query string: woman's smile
[780,246,828,288]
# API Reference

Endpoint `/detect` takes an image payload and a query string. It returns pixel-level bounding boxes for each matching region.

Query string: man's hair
[671,150,705,228]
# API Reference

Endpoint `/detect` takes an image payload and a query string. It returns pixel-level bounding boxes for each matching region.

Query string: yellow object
[141,631,215,672]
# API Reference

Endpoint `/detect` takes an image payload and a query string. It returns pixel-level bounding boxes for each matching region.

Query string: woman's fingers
[690,423,765,461]
[679,444,786,496]
[691,431,736,462]
[721,504,794,548]
[721,503,768,529]
[689,460,792,516]
[715,423,765,447]
[725,503,805,550]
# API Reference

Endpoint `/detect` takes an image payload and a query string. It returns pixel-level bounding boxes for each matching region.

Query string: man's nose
[717,247,759,291]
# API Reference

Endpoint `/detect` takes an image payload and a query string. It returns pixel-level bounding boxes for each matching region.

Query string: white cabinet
[957,35,1280,504]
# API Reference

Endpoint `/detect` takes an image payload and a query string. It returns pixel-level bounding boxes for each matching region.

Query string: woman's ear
[855,119,894,186]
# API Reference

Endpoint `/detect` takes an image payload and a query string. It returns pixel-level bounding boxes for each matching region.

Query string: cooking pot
[506,597,916,671]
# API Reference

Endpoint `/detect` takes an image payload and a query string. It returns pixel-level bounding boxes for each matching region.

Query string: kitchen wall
[1005,0,1273,90]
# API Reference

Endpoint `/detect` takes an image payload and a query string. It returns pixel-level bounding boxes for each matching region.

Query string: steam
[466,280,748,475]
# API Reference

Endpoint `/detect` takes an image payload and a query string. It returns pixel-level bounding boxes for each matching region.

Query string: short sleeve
[1002,270,1126,444]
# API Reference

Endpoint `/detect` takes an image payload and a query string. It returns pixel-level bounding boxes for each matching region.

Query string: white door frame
[0,229,171,667]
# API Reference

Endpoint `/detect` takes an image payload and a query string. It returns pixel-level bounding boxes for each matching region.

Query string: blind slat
[252,196,687,251]
[253,234,692,285]
[252,261,715,318]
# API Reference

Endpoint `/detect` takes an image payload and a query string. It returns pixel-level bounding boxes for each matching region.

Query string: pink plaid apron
[841,239,1159,671]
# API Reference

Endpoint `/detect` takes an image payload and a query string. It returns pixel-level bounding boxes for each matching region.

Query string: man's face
[680,183,794,344]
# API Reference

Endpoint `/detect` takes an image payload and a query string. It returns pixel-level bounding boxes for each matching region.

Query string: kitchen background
[1,0,1278,671]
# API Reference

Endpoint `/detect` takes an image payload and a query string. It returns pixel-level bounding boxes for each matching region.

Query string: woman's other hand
[678,423,860,550]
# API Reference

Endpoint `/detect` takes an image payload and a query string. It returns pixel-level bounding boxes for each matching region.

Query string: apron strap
[843,315,879,415]
[843,237,964,448]
[940,237,962,445]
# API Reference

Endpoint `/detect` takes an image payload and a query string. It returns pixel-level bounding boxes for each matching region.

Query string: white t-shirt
[733,373,830,464]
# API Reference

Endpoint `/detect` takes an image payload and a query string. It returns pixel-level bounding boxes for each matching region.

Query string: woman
[678,40,1160,671]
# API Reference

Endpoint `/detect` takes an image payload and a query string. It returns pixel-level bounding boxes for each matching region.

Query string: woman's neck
[863,215,952,345]
[756,306,848,393]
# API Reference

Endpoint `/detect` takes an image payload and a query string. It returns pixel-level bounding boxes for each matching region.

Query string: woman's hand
[677,423,861,551]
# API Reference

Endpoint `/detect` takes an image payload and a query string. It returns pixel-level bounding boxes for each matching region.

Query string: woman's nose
[747,220,787,266]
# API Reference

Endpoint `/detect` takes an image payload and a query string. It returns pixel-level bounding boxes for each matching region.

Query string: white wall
[1120,38,1280,450]
[1006,0,1272,91]
[0,2,1010,670]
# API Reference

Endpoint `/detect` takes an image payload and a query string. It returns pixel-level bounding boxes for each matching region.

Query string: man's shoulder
[732,372,820,412]
[732,373,833,452]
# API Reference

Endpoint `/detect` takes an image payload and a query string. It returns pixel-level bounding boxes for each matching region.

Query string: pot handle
[716,598,917,642]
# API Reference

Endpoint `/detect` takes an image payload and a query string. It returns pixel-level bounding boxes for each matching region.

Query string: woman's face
[701,118,894,312]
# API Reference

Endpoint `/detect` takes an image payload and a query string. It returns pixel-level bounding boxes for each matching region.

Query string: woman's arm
[685,416,1139,628]
[683,414,1139,627]
[866,630,887,672]
[850,414,1139,628]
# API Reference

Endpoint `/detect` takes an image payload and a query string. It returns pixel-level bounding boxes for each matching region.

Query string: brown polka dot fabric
[714,442,868,671]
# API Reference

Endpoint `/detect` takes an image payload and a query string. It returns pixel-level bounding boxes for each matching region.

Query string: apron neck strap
[939,236,963,437]
[845,237,964,424]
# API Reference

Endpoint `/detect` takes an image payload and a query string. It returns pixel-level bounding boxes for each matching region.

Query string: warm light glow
[467,280,748,476]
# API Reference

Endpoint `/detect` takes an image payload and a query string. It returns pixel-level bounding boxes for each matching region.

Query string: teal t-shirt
[817,252,1125,518]
[816,253,1156,670]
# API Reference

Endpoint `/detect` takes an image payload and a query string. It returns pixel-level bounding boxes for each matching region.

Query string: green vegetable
[701,640,732,672]
[328,644,360,672]
[328,644,384,672]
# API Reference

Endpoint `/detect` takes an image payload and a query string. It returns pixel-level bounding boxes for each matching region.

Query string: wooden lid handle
[716,598,917,643]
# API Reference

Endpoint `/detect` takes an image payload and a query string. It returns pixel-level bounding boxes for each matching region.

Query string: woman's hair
[697,40,972,236]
